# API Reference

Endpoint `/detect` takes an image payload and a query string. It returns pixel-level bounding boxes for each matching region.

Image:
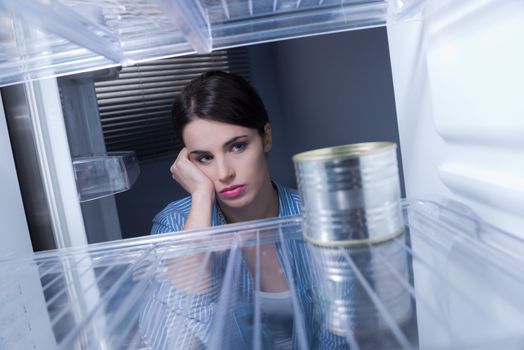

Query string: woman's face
[182,118,271,209]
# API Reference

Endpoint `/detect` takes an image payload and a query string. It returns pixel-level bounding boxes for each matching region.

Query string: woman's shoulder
[160,195,193,214]
[151,196,192,234]
[280,185,300,202]
[274,182,302,216]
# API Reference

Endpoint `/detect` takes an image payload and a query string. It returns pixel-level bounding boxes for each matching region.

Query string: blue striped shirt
[139,182,347,349]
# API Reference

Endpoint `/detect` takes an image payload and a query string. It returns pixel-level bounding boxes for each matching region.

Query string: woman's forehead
[183,119,256,149]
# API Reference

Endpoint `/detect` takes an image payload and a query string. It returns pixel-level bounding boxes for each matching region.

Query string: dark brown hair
[172,70,269,146]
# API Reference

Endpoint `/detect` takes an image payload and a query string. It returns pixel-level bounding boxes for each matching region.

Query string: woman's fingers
[170,148,189,180]
[170,148,214,197]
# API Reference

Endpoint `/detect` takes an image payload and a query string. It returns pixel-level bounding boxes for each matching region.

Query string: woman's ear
[263,123,272,153]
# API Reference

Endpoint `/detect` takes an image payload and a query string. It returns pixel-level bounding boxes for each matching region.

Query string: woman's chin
[220,198,247,208]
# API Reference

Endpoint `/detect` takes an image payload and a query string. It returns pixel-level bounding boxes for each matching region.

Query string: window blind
[94,48,251,161]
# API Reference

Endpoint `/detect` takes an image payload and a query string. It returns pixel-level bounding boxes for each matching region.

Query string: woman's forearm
[185,191,214,230]
[167,191,214,293]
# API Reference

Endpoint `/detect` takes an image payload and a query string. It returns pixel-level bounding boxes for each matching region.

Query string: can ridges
[302,200,404,244]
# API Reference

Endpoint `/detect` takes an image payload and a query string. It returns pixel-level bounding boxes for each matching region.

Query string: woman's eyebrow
[223,135,248,148]
[188,150,209,156]
[189,135,248,155]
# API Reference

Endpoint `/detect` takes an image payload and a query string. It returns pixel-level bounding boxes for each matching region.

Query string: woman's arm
[140,147,221,348]
[167,147,215,292]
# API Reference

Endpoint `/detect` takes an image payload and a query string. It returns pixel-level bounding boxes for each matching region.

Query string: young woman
[139,71,345,349]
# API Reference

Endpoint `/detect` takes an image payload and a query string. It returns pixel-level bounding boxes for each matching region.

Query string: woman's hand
[170,148,215,201]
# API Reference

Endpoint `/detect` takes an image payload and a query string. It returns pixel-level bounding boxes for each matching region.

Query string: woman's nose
[217,158,235,182]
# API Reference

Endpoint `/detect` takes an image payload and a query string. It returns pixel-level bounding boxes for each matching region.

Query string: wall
[246,43,293,187]
[271,27,403,189]
[115,157,186,237]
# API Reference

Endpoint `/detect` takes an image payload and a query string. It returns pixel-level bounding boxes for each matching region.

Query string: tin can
[293,142,403,245]
[293,142,411,337]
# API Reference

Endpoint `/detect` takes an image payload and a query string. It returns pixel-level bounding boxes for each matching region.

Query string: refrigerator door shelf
[1,198,524,349]
[72,151,140,202]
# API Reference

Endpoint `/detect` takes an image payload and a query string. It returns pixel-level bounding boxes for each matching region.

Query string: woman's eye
[231,142,247,152]
[197,155,212,164]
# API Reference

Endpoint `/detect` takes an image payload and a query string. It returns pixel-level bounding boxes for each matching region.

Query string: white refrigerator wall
[0,92,32,256]
[388,0,524,347]
[0,92,57,349]
[389,0,524,238]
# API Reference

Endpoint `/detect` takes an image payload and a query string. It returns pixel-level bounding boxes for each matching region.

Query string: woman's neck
[220,177,279,224]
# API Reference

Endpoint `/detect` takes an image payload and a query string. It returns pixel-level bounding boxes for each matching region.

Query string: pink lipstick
[220,185,246,199]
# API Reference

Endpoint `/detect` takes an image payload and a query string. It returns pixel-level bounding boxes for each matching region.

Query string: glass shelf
[1,198,524,349]
[0,0,196,87]
[0,0,404,87]
[202,0,388,49]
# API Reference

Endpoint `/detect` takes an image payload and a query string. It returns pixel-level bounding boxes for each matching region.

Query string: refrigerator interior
[1,0,524,349]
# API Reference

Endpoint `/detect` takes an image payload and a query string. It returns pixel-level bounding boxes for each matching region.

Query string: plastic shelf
[72,151,140,202]
[0,0,196,87]
[0,0,400,88]
[1,198,524,349]
[203,0,389,50]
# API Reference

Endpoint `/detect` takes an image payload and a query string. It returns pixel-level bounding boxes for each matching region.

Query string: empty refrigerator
[1,0,524,348]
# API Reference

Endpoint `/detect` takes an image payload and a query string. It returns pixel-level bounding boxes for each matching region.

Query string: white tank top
[257,290,294,349]
[257,290,294,317]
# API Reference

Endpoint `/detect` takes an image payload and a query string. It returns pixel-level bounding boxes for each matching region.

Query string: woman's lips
[220,185,246,199]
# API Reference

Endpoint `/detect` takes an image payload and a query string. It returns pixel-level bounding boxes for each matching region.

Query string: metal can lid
[292,142,396,162]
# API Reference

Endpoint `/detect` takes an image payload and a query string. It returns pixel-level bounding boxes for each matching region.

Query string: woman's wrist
[186,190,214,230]
[191,188,215,205]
